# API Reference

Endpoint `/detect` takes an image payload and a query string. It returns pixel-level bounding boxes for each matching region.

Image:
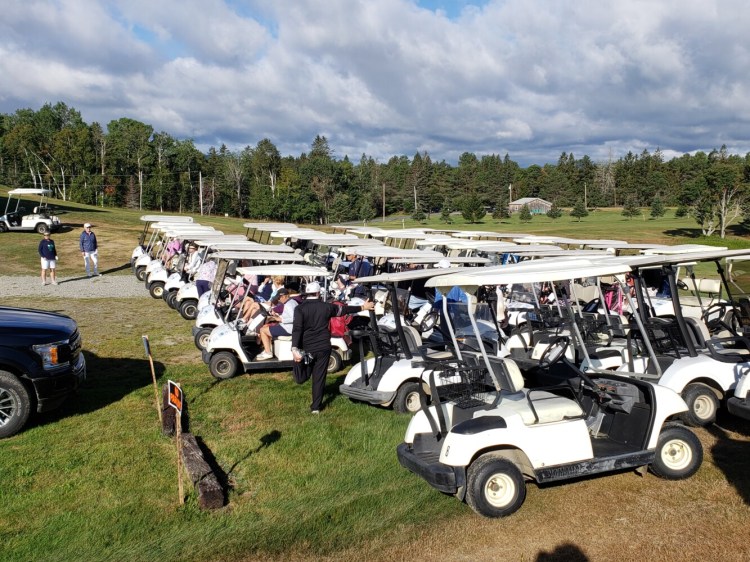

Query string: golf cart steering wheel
[701,302,737,335]
[538,336,570,368]
[676,279,689,291]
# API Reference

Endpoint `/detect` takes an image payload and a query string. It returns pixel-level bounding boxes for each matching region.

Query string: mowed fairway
[1,193,749,562]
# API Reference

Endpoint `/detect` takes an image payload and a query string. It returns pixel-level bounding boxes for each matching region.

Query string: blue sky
[2,0,749,166]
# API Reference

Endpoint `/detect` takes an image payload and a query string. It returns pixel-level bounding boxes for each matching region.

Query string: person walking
[291,282,374,414]
[38,232,58,286]
[79,223,101,277]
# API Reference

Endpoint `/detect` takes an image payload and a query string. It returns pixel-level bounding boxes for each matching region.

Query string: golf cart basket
[433,362,492,409]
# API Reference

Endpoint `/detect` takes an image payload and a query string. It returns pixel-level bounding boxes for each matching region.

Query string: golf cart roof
[641,244,728,255]
[388,256,491,265]
[337,246,443,258]
[426,258,632,288]
[444,241,522,251]
[7,188,52,196]
[356,266,479,284]
[236,264,328,277]
[156,224,214,233]
[268,229,324,238]
[140,215,193,223]
[283,232,361,242]
[413,236,457,246]
[450,231,524,239]
[193,240,275,250]
[214,252,304,262]
[604,248,750,269]
[313,238,384,247]
[584,242,669,250]
[343,227,388,235]
[243,222,297,230]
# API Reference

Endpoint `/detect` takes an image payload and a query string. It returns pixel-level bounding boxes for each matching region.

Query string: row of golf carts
[131,218,750,517]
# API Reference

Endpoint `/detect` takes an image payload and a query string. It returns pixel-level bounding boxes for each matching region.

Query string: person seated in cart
[256,288,298,360]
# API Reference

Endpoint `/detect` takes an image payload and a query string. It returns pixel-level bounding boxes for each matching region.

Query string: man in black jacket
[292,281,374,413]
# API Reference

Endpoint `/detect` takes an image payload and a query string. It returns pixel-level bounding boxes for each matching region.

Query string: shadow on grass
[29,350,166,431]
[536,543,590,561]
[706,411,750,505]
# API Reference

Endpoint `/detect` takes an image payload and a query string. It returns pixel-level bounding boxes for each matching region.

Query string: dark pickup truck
[0,306,86,438]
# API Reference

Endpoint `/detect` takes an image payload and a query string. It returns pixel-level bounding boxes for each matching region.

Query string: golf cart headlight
[33,340,68,370]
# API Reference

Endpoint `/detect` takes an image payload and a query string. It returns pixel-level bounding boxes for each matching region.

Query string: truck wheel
[393,381,421,414]
[179,299,198,320]
[327,350,343,373]
[149,282,165,299]
[35,223,49,234]
[0,371,32,439]
[209,352,239,380]
[466,455,526,518]
[650,424,703,479]
[135,266,147,282]
[194,327,214,351]
[680,383,719,427]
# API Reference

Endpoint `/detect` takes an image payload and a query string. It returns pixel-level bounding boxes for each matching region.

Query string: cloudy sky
[2,0,749,166]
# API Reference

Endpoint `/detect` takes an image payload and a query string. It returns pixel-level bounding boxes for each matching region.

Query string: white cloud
[1,0,750,165]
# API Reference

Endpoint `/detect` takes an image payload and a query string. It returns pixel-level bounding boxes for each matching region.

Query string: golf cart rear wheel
[194,327,214,351]
[650,424,703,479]
[466,455,526,518]
[327,350,343,373]
[35,223,49,234]
[148,282,164,299]
[393,381,421,414]
[209,352,239,380]
[179,299,198,320]
[135,266,147,282]
[680,383,719,427]
[0,371,32,439]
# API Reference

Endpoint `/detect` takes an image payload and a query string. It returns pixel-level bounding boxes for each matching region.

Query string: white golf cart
[202,265,351,379]
[133,224,218,281]
[397,260,703,518]
[0,188,62,233]
[131,215,193,264]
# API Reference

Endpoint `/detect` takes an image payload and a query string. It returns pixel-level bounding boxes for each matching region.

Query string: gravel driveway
[0,273,150,299]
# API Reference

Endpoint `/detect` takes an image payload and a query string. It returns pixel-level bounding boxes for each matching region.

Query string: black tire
[0,371,32,439]
[649,424,703,479]
[209,352,239,380]
[194,327,214,351]
[327,350,343,373]
[165,291,179,309]
[149,282,165,299]
[179,299,198,320]
[680,383,720,427]
[466,455,526,518]
[0,222,7,232]
[35,223,49,234]
[135,266,147,282]
[393,381,422,414]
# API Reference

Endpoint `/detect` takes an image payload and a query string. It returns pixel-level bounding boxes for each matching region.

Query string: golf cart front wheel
[149,282,165,299]
[393,381,422,414]
[650,424,703,479]
[466,455,526,518]
[680,383,719,427]
[135,266,147,282]
[327,350,343,373]
[35,223,49,234]
[194,327,214,351]
[165,291,178,309]
[209,352,239,380]
[179,300,198,320]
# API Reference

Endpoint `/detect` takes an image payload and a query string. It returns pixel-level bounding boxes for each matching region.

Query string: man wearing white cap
[291,281,375,414]
[79,223,101,277]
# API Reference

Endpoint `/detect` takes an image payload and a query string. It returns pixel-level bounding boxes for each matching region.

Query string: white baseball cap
[84,223,92,228]
[436,259,451,269]
[305,281,321,294]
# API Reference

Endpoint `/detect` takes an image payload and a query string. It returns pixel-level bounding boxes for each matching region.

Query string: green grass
[1,188,750,562]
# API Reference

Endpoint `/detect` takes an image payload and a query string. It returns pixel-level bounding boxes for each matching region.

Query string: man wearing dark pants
[291,281,374,413]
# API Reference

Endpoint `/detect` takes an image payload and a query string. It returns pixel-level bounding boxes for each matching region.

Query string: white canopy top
[212,252,304,262]
[269,229,324,238]
[605,248,750,269]
[237,264,329,277]
[7,188,52,196]
[450,230,524,239]
[584,242,669,250]
[192,239,276,250]
[387,256,491,265]
[641,244,728,255]
[337,246,443,258]
[315,238,384,247]
[356,267,478,284]
[243,222,297,230]
[140,215,193,223]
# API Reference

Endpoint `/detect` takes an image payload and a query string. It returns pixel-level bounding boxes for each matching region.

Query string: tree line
[1,102,749,237]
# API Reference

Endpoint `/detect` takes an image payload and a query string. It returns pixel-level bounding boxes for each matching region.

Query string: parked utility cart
[0,189,62,233]
[397,260,703,518]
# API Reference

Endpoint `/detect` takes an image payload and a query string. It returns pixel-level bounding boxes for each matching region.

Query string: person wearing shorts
[256,289,298,360]
[38,232,58,285]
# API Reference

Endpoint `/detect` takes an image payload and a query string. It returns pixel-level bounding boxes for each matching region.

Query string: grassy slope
[1,188,749,562]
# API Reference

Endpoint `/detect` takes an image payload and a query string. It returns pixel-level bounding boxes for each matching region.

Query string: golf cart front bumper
[396,441,464,495]
[339,383,394,405]
[727,396,750,421]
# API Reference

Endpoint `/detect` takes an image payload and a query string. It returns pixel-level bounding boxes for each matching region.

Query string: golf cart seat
[401,325,454,361]
[492,357,585,425]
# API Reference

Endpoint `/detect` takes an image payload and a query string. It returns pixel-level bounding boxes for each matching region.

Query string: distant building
[509,197,553,214]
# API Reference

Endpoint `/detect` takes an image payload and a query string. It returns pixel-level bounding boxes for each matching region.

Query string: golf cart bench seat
[495,357,585,425]
[401,325,453,360]
[681,277,722,296]
[276,335,292,341]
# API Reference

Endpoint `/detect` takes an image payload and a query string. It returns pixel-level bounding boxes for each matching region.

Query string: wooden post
[142,335,162,424]
[176,402,184,505]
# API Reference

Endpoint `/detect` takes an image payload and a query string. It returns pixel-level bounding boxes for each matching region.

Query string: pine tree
[650,196,666,219]
[622,196,640,219]
[461,195,486,223]
[519,204,532,223]
[440,204,453,224]
[570,199,588,222]
[546,202,562,220]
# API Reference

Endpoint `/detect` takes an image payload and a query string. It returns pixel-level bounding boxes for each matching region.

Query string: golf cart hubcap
[216,360,232,376]
[661,439,692,470]
[0,388,17,426]
[405,391,420,412]
[693,395,715,419]
[484,473,515,507]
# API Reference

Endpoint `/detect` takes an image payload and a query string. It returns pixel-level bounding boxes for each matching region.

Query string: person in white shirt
[256,289,298,360]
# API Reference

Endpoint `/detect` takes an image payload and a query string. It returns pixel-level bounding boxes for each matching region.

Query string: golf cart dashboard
[591,377,641,414]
